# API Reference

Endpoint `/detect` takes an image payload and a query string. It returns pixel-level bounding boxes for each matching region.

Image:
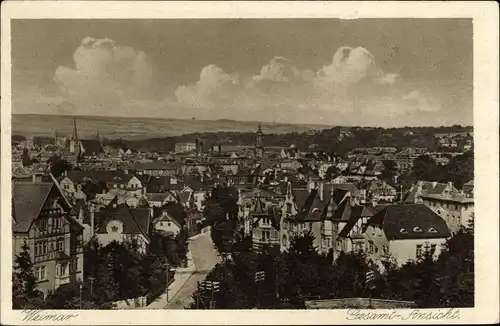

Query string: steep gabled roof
[12,182,54,233]
[338,205,374,238]
[96,203,150,240]
[251,196,268,216]
[366,204,451,240]
[80,139,104,156]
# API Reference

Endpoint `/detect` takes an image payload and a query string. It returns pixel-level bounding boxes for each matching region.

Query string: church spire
[72,117,78,141]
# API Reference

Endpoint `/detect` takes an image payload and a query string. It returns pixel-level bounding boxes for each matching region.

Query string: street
[164,232,221,309]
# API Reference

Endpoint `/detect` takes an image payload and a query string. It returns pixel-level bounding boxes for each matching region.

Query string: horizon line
[11,113,473,129]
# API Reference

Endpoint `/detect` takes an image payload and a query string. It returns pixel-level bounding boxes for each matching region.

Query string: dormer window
[400,228,408,234]
[413,226,423,233]
[428,227,438,233]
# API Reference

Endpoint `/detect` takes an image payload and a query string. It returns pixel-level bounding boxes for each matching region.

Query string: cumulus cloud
[402,90,441,112]
[175,65,240,109]
[54,37,153,113]
[172,46,437,123]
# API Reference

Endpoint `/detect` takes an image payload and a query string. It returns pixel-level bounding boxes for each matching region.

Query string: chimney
[32,173,42,184]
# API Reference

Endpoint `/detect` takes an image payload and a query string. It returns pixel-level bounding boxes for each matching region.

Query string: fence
[112,295,148,309]
[304,298,417,309]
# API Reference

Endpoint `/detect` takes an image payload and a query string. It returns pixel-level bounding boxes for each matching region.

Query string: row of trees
[399,151,474,189]
[93,125,473,156]
[12,229,188,309]
[189,221,474,309]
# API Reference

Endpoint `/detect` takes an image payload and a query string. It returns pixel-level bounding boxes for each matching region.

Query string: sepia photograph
[1,1,498,325]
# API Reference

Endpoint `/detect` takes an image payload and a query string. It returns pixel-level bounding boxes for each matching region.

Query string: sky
[11,19,473,127]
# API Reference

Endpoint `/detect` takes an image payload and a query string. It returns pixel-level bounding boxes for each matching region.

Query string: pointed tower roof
[251,194,268,216]
[72,117,79,140]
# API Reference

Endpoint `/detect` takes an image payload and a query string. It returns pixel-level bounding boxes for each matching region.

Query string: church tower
[69,117,81,157]
[255,123,264,159]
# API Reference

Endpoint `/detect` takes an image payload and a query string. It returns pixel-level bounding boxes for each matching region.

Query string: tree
[325,166,341,181]
[22,148,32,167]
[48,155,73,178]
[381,160,398,184]
[12,242,44,309]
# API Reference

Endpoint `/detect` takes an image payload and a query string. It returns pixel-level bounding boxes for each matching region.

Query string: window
[262,231,270,241]
[167,222,172,227]
[428,227,437,233]
[54,218,62,229]
[38,219,47,231]
[35,241,48,256]
[383,245,389,255]
[416,244,423,259]
[35,266,46,281]
[111,225,119,232]
[369,241,375,254]
[400,228,408,234]
[159,222,164,227]
[70,258,79,273]
[56,238,64,251]
[430,244,437,254]
[413,226,423,233]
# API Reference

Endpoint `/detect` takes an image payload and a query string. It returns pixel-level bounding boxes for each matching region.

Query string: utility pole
[79,283,83,309]
[365,270,376,309]
[165,263,171,302]
[89,276,95,295]
[196,281,200,309]
[255,271,265,309]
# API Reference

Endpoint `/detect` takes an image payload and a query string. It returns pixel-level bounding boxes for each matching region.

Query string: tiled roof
[146,192,176,203]
[12,182,54,233]
[96,203,150,239]
[251,196,268,216]
[126,161,177,171]
[367,204,451,240]
[64,170,136,185]
[338,205,374,237]
[80,140,104,156]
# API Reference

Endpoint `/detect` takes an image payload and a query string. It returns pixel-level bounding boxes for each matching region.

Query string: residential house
[152,203,185,236]
[175,142,197,154]
[146,192,178,207]
[334,200,374,259]
[249,196,281,252]
[12,176,85,297]
[94,200,151,254]
[59,170,143,199]
[365,180,397,203]
[363,204,451,267]
[181,177,211,211]
[405,181,473,233]
[124,161,177,177]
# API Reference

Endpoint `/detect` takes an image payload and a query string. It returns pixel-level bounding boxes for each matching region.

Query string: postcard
[1,1,498,325]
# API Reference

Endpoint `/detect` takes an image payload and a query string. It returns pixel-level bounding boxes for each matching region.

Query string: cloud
[175,65,240,109]
[54,37,153,114]
[402,90,441,112]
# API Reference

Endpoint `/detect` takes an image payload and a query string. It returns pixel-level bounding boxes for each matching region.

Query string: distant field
[12,114,330,140]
